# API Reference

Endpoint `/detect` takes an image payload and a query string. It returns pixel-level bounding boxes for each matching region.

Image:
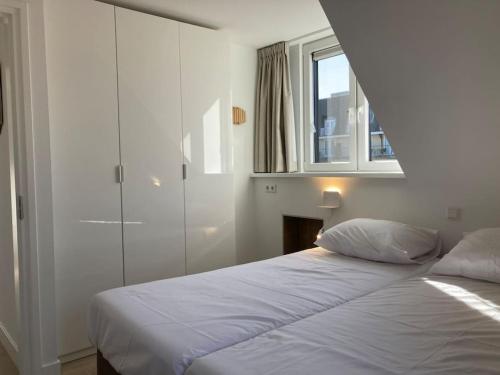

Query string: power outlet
[265,184,277,193]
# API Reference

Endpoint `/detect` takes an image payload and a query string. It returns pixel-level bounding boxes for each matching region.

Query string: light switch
[447,207,461,220]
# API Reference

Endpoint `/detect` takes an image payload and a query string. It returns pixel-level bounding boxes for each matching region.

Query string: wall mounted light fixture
[318,190,341,209]
[232,106,246,125]
[316,190,341,240]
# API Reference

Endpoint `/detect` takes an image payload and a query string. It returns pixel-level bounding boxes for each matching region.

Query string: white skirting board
[1,321,61,375]
[59,346,96,364]
[0,321,17,366]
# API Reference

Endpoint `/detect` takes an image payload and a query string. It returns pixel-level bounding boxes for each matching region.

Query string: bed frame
[97,351,120,375]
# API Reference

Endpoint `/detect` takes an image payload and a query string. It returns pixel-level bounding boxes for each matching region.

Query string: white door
[180,24,236,274]
[45,0,124,355]
[116,8,186,285]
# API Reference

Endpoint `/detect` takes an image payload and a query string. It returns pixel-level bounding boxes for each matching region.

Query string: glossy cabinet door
[180,24,236,274]
[45,0,124,356]
[116,8,186,285]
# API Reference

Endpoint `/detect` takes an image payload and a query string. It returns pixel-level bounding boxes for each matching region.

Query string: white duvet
[88,248,433,375]
[188,275,500,375]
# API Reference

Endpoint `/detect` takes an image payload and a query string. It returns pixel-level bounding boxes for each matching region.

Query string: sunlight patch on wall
[183,133,191,163]
[203,99,222,174]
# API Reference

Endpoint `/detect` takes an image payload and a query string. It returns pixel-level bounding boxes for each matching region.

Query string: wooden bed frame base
[97,350,120,375]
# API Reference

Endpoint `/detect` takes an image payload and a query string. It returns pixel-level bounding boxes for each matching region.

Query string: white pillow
[315,218,441,264]
[431,228,500,283]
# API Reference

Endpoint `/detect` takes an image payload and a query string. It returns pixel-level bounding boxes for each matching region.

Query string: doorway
[0,10,20,375]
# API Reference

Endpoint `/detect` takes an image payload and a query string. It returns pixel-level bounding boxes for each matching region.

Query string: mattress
[187,275,500,375]
[88,248,435,375]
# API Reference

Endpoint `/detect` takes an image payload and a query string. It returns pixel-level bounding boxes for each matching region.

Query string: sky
[317,53,350,99]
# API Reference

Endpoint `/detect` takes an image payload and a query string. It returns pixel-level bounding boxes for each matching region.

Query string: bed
[88,247,435,375]
[187,274,500,375]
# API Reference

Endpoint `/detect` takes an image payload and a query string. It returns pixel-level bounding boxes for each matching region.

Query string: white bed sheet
[188,275,500,375]
[88,248,435,375]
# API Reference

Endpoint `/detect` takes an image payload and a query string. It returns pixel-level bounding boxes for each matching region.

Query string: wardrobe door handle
[116,165,124,183]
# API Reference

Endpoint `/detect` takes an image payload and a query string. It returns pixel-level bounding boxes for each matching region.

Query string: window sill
[250,171,406,179]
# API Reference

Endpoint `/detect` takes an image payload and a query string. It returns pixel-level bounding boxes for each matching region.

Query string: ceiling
[99,0,331,47]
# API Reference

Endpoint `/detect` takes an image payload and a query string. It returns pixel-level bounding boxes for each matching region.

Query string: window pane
[368,107,396,161]
[314,53,352,163]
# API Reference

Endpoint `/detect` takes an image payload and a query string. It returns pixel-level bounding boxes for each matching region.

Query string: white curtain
[254,42,297,173]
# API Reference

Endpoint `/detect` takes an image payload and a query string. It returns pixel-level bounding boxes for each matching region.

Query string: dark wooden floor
[61,355,97,375]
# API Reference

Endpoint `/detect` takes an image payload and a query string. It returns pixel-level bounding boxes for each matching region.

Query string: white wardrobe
[45,0,235,357]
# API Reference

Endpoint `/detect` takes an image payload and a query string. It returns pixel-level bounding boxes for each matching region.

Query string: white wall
[318,0,500,247]
[0,15,18,359]
[244,1,500,260]
[230,43,258,264]
[253,176,458,259]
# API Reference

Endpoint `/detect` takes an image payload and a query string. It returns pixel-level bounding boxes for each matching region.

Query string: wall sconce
[316,191,341,241]
[318,190,341,209]
[232,107,246,125]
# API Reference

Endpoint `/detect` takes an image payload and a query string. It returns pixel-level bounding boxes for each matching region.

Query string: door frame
[0,1,59,374]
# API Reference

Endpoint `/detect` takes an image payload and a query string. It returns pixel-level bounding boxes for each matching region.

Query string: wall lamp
[317,191,341,240]
[318,190,341,209]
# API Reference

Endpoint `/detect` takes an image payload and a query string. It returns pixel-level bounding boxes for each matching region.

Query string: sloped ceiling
[318,0,500,239]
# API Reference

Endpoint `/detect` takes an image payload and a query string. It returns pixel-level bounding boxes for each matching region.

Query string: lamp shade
[319,191,341,208]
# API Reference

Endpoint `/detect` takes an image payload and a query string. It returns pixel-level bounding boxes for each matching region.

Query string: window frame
[303,36,357,172]
[356,84,402,172]
[302,36,402,173]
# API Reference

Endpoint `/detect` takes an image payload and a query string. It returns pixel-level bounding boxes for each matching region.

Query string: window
[368,107,396,161]
[303,36,401,173]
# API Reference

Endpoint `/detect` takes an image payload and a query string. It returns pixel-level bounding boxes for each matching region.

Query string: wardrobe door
[116,8,186,285]
[180,24,236,274]
[45,0,123,355]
